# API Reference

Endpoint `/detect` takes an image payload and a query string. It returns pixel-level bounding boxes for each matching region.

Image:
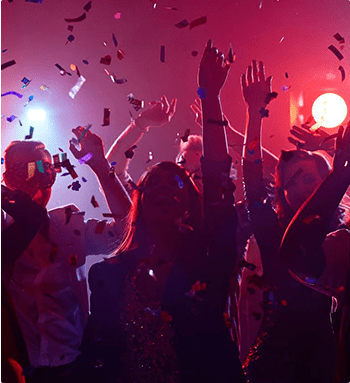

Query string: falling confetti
[1,91,23,98]
[112,33,118,47]
[69,76,86,99]
[117,50,124,60]
[328,45,344,60]
[160,45,165,63]
[100,55,112,65]
[83,1,92,12]
[64,13,87,23]
[333,33,345,44]
[25,126,34,139]
[189,16,207,29]
[102,108,111,126]
[338,65,345,82]
[175,20,189,28]
[1,60,16,71]
[114,12,121,19]
[127,93,144,111]
[91,195,99,208]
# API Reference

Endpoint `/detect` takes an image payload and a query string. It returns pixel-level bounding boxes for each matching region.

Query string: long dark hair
[109,162,203,261]
[274,149,345,229]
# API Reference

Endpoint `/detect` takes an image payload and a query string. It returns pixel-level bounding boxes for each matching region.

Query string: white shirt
[4,204,122,368]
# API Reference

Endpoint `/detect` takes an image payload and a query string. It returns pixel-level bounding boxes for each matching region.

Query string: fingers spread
[252,60,259,82]
[259,61,265,81]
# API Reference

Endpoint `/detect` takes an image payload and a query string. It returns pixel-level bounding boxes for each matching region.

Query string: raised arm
[69,127,132,229]
[106,96,177,175]
[280,123,350,278]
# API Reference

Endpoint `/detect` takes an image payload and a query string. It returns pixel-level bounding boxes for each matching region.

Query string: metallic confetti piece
[82,177,87,182]
[175,19,189,28]
[282,85,291,91]
[165,6,178,10]
[112,33,118,47]
[53,154,61,173]
[61,153,67,162]
[180,129,190,142]
[25,126,34,139]
[69,76,86,99]
[146,151,153,163]
[102,213,117,218]
[127,93,144,111]
[100,55,112,65]
[67,35,75,43]
[285,72,289,78]
[328,45,344,60]
[333,33,345,44]
[279,36,285,43]
[102,108,110,126]
[21,77,30,84]
[117,50,124,60]
[40,84,50,91]
[82,60,89,65]
[6,115,16,123]
[114,12,121,19]
[1,60,16,70]
[2,49,8,53]
[191,51,198,57]
[91,195,99,208]
[68,25,74,31]
[64,13,86,23]
[189,16,207,30]
[110,74,127,84]
[197,87,206,99]
[36,160,44,173]
[111,161,116,166]
[27,162,36,180]
[103,41,108,46]
[160,45,165,63]
[259,1,263,9]
[1,158,4,165]
[78,152,93,164]
[1,91,23,98]
[83,1,92,12]
[25,0,42,3]
[70,64,76,71]
[338,65,345,82]
[125,145,137,159]
[71,180,81,191]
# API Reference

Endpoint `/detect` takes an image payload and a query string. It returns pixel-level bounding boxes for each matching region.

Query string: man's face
[5,148,54,207]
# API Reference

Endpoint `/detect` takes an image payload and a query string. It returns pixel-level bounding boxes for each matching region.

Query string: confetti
[69,76,86,99]
[2,49,8,53]
[103,41,108,46]
[63,159,78,179]
[328,45,344,60]
[102,108,110,126]
[180,129,190,142]
[21,76,31,84]
[259,1,263,9]
[64,13,87,23]
[25,126,34,139]
[109,74,127,84]
[23,95,34,107]
[71,180,81,191]
[226,44,235,64]
[175,19,189,28]
[279,36,285,43]
[259,107,269,118]
[55,63,71,76]
[95,220,107,234]
[114,12,121,19]
[40,84,50,91]
[191,51,198,57]
[127,93,144,111]
[53,154,61,172]
[1,60,16,71]
[189,16,207,30]
[25,0,42,3]
[160,45,165,63]
[146,151,153,163]
[112,33,118,47]
[27,162,36,180]
[78,152,93,164]
[174,175,184,189]
[1,158,4,165]
[102,213,117,218]
[82,177,87,182]
[83,1,92,12]
[36,160,44,173]
[1,91,23,98]
[117,50,124,60]
[197,87,206,99]
[282,85,291,92]
[91,195,99,208]
[111,161,116,166]
[6,115,16,123]
[125,145,137,159]
[285,72,289,78]
[82,60,89,65]
[338,65,345,82]
[264,91,278,104]
[66,35,75,43]
[333,33,345,44]
[100,55,112,65]
[67,25,74,31]
[59,148,64,152]
[166,6,178,10]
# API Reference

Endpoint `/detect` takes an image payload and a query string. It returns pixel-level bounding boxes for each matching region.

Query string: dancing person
[1,128,131,383]
[241,60,338,382]
[80,39,245,383]
[280,122,350,383]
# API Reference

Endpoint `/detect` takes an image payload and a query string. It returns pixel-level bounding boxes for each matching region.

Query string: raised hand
[241,60,272,110]
[198,39,231,96]
[69,126,106,170]
[136,95,177,131]
[333,122,350,177]
[288,125,335,156]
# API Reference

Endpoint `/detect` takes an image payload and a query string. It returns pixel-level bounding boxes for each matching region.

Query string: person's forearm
[201,94,228,162]
[243,107,263,161]
[91,159,132,219]
[106,119,148,174]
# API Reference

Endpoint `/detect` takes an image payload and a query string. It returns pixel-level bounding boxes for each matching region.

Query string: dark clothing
[242,159,336,383]
[80,157,245,382]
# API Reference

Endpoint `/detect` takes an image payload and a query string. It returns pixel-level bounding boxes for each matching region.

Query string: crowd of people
[2,39,349,383]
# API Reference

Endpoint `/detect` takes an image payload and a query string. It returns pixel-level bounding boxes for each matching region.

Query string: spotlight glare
[312,93,347,128]
[27,109,46,121]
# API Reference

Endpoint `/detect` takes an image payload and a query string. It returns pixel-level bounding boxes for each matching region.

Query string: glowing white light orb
[27,109,46,121]
[312,93,347,128]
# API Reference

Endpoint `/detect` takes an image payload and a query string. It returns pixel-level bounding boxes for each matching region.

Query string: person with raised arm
[280,122,350,383]
[1,128,131,383]
[241,60,338,382]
